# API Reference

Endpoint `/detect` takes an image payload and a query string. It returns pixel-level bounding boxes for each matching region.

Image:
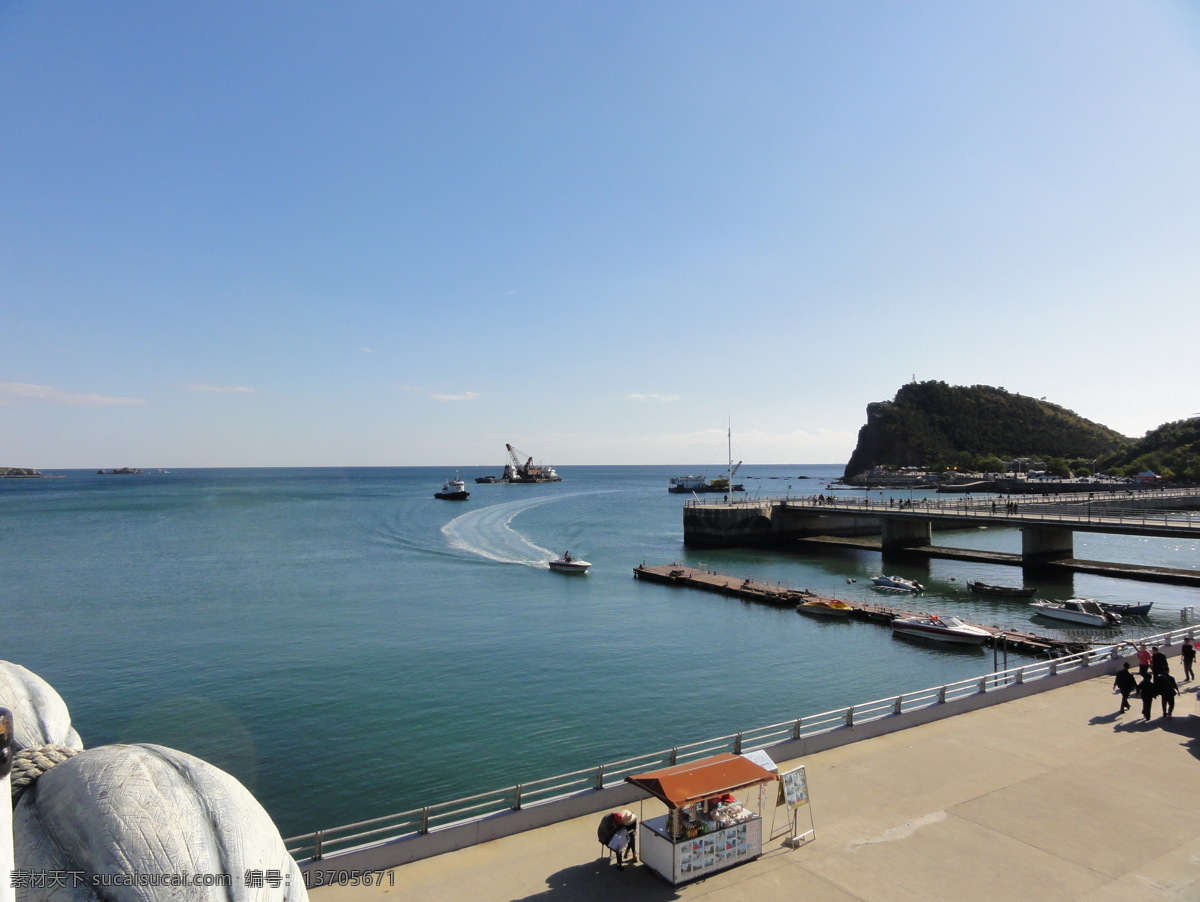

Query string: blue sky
[3,1,1199,468]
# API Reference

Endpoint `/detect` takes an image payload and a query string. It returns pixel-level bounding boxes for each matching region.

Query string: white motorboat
[548,552,591,574]
[434,472,470,500]
[891,614,991,645]
[1030,598,1121,627]
[871,575,924,593]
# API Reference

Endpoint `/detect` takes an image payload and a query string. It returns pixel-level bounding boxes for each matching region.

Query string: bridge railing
[283,622,1198,864]
[685,491,1200,531]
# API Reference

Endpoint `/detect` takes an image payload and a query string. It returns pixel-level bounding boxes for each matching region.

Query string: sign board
[780,765,809,809]
[740,749,778,773]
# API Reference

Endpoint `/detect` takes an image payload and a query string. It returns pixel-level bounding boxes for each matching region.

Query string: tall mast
[727,420,732,497]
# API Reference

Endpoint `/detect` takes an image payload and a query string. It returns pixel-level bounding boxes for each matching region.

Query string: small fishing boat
[891,614,991,645]
[1030,598,1121,627]
[1097,600,1153,617]
[434,473,470,500]
[548,551,591,573]
[966,580,1036,598]
[871,575,924,593]
[796,598,854,617]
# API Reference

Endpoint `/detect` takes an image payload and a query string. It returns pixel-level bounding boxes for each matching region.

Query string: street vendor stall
[625,752,778,884]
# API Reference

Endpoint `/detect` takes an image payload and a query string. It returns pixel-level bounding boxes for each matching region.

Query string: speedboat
[434,473,470,500]
[871,575,924,593]
[966,580,1036,598]
[796,598,854,617]
[1030,598,1121,627]
[891,614,991,645]
[548,552,591,574]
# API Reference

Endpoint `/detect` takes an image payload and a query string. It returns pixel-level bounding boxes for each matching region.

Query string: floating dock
[632,563,1087,655]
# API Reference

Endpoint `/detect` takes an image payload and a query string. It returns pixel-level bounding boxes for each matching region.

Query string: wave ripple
[441,496,560,567]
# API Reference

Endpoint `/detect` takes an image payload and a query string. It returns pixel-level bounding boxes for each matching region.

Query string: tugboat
[434,472,470,500]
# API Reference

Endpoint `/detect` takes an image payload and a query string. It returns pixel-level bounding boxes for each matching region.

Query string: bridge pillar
[880,517,932,549]
[1021,527,1074,562]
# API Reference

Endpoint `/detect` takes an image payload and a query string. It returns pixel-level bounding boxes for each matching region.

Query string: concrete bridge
[682,487,1200,583]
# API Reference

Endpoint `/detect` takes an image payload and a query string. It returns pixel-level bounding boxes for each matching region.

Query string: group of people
[1113,639,1195,721]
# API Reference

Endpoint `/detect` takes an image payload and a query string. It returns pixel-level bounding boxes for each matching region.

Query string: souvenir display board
[779,765,816,847]
[781,765,809,809]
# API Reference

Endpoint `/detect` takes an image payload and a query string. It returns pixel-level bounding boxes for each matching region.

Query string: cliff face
[843,381,1128,479]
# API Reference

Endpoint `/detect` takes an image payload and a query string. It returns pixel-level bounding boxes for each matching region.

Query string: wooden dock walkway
[632,563,1085,655]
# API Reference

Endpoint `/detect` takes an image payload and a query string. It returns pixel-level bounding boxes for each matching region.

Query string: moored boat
[434,472,470,500]
[890,614,991,645]
[871,575,924,593]
[1097,600,1153,617]
[1030,598,1121,627]
[548,551,591,573]
[966,580,1036,598]
[668,424,744,494]
[796,598,854,617]
[667,475,745,494]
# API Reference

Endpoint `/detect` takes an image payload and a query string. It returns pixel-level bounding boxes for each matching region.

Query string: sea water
[2,465,1196,839]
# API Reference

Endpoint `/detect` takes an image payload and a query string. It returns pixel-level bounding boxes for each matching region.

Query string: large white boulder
[0,661,307,901]
[14,743,306,901]
[0,662,82,752]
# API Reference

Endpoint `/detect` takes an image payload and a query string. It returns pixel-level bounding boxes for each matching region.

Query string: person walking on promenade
[1113,662,1138,713]
[1151,646,1169,676]
[1156,670,1179,718]
[1182,638,1196,682]
[1138,672,1158,722]
[1136,644,1152,677]
[597,810,638,869]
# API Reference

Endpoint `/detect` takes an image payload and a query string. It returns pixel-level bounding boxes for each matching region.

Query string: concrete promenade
[310,672,1200,902]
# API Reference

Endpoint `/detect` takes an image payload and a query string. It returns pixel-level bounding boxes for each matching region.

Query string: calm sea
[2,465,1197,839]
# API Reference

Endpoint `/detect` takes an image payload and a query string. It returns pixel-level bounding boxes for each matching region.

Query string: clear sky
[3,2,1199,468]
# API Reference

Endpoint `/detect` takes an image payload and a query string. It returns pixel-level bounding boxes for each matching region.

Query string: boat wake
[441,496,562,568]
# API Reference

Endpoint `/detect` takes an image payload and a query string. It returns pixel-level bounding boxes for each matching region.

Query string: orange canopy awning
[625,753,778,809]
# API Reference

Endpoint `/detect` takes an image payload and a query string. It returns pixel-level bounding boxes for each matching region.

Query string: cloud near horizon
[430,391,480,402]
[185,383,256,394]
[0,381,145,407]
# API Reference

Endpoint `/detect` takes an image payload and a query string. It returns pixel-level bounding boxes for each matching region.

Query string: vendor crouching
[598,809,638,869]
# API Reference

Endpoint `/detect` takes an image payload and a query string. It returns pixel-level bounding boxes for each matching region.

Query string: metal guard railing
[686,489,1200,532]
[283,622,1198,862]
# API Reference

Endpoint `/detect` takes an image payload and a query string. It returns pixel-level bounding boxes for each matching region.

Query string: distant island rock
[843,381,1128,481]
[1,467,43,478]
[97,467,144,475]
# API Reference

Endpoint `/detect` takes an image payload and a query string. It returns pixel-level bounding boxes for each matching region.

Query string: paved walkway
[311,673,1200,902]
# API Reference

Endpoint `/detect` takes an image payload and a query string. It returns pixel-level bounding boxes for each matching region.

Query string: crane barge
[475,444,562,483]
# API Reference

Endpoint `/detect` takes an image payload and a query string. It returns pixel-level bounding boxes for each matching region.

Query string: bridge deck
[793,536,1200,587]
[688,488,1200,539]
